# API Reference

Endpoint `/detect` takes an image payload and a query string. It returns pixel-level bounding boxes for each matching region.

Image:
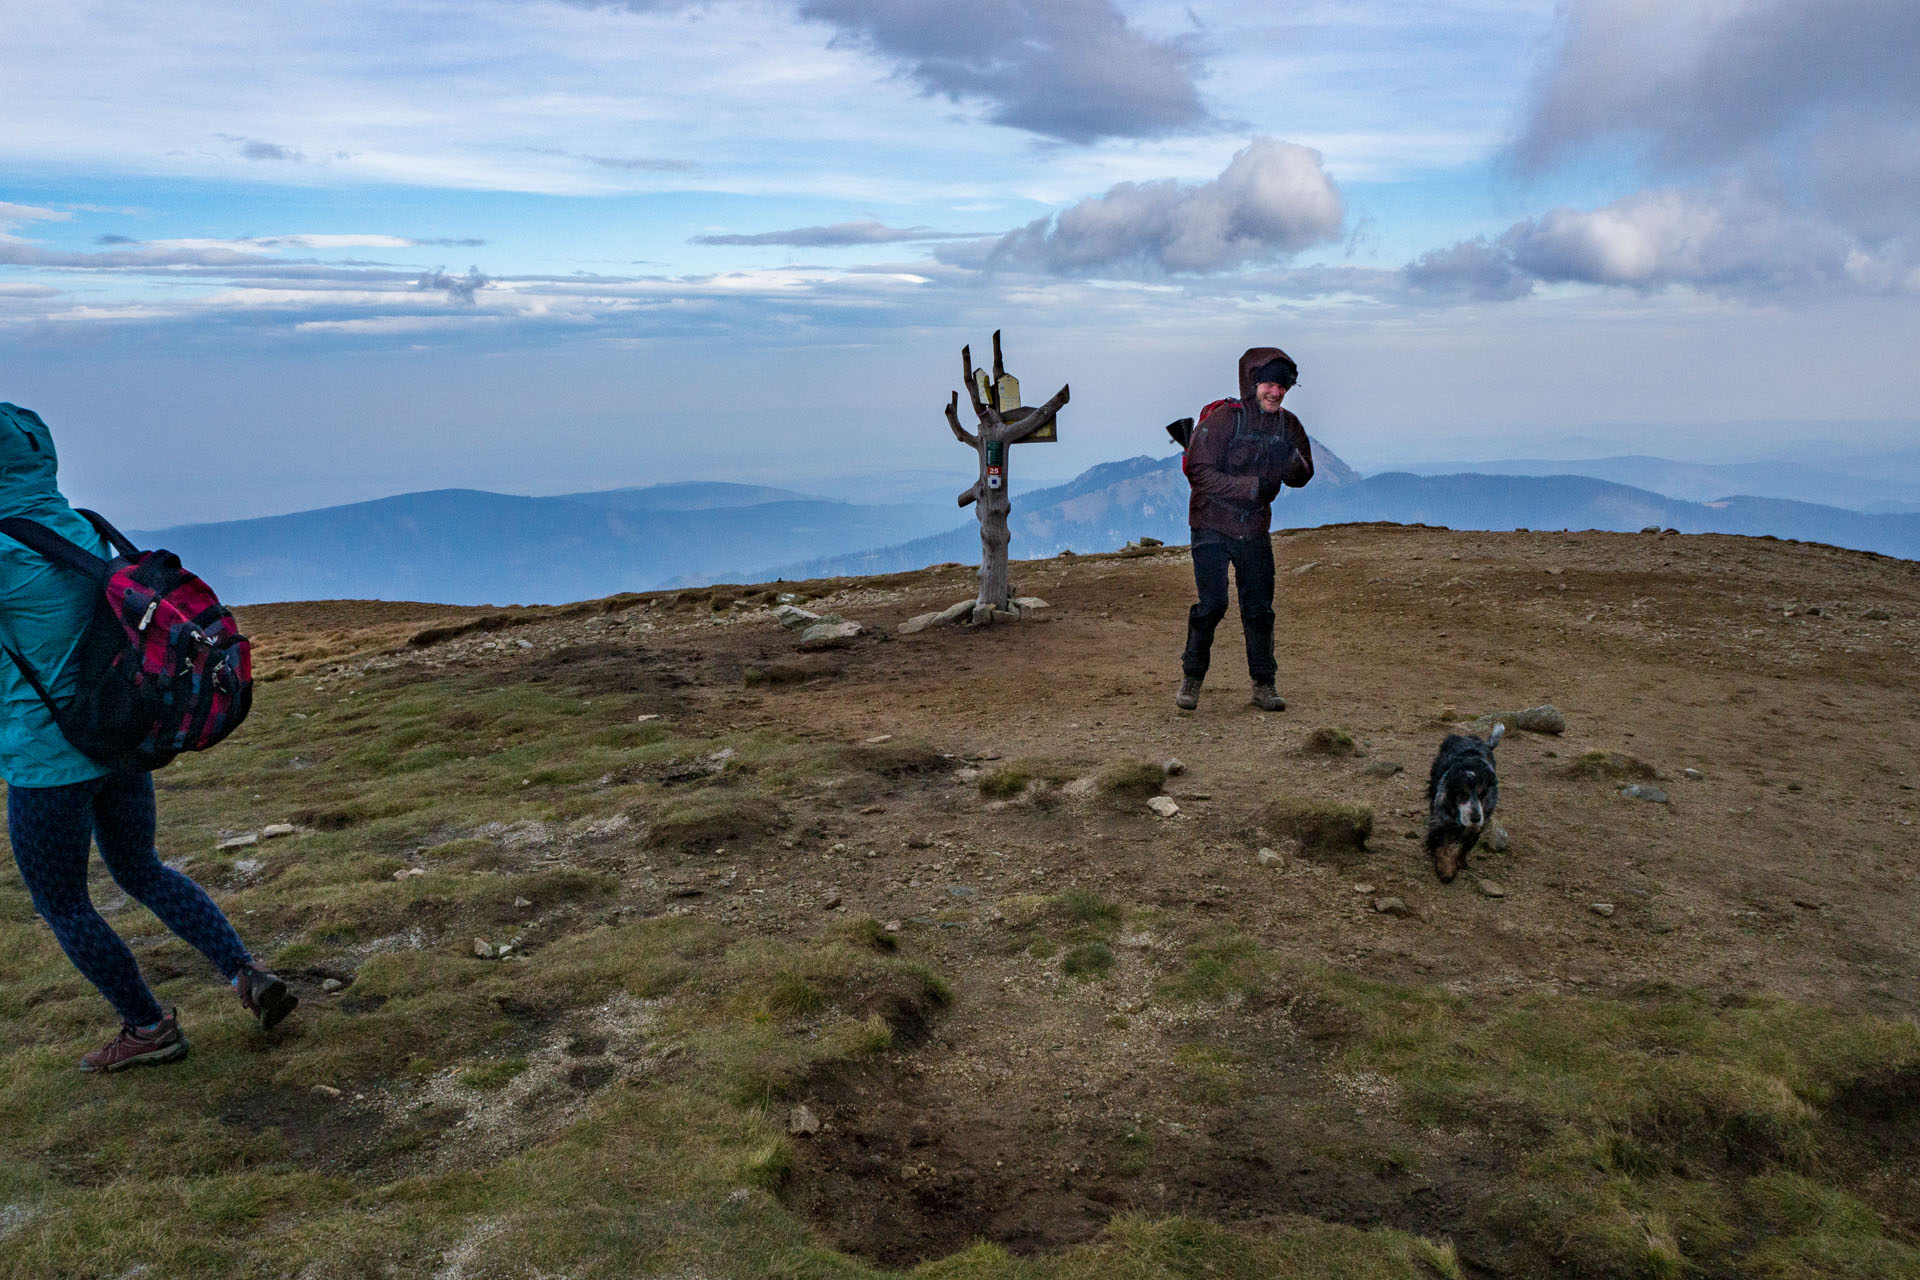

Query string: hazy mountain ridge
[1389,451,1920,511]
[784,457,1920,579]
[127,448,1916,607]
[130,485,958,606]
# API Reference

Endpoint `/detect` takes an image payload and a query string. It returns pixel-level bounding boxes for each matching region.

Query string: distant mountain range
[784,451,1920,578]
[1388,451,1920,512]
[129,485,959,606]
[127,442,1917,605]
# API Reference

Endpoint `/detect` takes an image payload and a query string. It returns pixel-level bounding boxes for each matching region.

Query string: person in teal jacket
[1,402,295,1072]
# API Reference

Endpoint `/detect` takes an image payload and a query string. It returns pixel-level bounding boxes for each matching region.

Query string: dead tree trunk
[944,330,1069,624]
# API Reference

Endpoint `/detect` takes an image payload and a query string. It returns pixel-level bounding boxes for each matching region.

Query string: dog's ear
[1487,722,1506,750]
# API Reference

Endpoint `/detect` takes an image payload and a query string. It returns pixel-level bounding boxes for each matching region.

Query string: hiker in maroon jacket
[1176,347,1314,711]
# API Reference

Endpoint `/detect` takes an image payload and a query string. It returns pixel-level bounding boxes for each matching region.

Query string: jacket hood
[1237,347,1296,406]
[0,403,66,519]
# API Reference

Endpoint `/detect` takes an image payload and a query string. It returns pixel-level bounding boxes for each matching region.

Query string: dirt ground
[243,524,1920,1271]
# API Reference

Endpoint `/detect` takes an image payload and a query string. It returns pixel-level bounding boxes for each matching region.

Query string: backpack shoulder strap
[0,516,112,581]
[75,509,140,559]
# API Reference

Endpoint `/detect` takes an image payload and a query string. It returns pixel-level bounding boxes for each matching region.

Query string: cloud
[692,220,972,247]
[1447,2,1920,302]
[1403,237,1533,302]
[797,0,1209,142]
[584,154,696,172]
[0,202,71,235]
[1515,0,1920,172]
[418,266,491,304]
[1406,185,1919,300]
[979,136,1343,275]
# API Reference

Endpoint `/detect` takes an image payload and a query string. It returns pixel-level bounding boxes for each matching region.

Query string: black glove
[1256,479,1282,503]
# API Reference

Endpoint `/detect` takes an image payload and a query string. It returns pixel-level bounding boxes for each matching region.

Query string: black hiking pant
[1180,528,1276,684]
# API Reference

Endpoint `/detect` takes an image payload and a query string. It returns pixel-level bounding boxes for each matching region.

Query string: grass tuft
[1559,750,1660,780]
[1061,942,1115,980]
[1263,797,1373,858]
[1300,727,1359,757]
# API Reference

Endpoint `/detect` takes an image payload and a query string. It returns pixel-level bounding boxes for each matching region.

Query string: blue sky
[3,0,1917,522]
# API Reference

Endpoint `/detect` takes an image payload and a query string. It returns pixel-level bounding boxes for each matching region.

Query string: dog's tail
[1488,722,1506,750]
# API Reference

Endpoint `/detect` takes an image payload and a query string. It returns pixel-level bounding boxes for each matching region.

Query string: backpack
[0,510,252,772]
[1165,399,1243,476]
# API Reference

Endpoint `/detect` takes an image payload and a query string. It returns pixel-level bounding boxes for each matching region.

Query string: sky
[2,0,1917,523]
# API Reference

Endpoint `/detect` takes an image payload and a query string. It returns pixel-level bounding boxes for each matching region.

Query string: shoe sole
[253,978,299,1031]
[82,1037,190,1073]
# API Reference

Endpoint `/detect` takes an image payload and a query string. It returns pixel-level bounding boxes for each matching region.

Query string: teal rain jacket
[0,403,113,787]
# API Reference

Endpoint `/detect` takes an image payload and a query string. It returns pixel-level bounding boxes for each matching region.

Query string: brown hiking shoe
[234,962,299,1030]
[1175,675,1202,710]
[80,1009,188,1073]
[1250,683,1287,711]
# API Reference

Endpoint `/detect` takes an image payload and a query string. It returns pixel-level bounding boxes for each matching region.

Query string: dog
[1424,722,1504,883]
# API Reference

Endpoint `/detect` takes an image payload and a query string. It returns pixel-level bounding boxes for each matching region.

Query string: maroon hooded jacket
[1185,346,1314,539]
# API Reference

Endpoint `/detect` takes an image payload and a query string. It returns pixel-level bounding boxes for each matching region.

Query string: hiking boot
[233,961,299,1030]
[1250,683,1287,712]
[1175,675,1203,710]
[80,1009,188,1073]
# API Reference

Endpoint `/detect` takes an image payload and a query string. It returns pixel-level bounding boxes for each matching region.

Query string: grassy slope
[0,552,1915,1279]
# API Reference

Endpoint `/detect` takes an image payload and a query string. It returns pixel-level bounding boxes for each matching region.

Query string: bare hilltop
[3,523,1916,1279]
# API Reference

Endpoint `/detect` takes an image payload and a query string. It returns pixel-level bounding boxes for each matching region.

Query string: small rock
[1514,705,1566,734]
[1163,757,1186,776]
[515,638,534,649]
[1136,536,1163,548]
[1010,596,1051,611]
[789,1105,822,1137]
[799,620,863,650]
[1373,896,1411,917]
[1291,561,1319,575]
[473,938,496,958]
[1477,879,1506,898]
[1620,784,1669,804]
[1683,768,1704,781]
[864,734,893,744]
[1353,882,1377,894]
[260,823,296,840]
[1146,796,1180,818]
[883,920,903,934]
[775,605,822,629]
[1641,525,1661,534]
[635,713,662,723]
[822,892,843,910]
[1255,848,1282,866]
[320,978,344,992]
[1591,902,1615,918]
[217,833,258,851]
[1361,761,1404,778]
[514,896,533,909]
[393,867,426,881]
[1487,827,1510,852]
[311,1085,343,1099]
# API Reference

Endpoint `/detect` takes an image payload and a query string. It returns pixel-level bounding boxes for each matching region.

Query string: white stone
[775,604,822,630]
[217,833,258,851]
[1146,796,1180,818]
[473,938,496,958]
[799,620,863,649]
[260,823,296,840]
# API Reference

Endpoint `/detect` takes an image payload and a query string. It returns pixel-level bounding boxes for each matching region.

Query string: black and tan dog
[1424,722,1504,882]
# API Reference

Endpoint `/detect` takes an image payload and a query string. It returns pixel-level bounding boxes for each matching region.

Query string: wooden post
[944,330,1069,624]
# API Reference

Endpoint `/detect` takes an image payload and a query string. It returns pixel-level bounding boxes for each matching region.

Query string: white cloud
[981,137,1344,275]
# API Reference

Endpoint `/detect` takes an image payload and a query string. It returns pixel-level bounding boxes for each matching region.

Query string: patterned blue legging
[7,770,251,1026]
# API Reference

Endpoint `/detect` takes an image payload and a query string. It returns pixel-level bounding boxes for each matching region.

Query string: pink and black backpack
[1,510,252,772]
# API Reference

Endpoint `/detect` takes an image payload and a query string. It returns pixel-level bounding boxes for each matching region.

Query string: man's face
[1254,381,1288,413]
